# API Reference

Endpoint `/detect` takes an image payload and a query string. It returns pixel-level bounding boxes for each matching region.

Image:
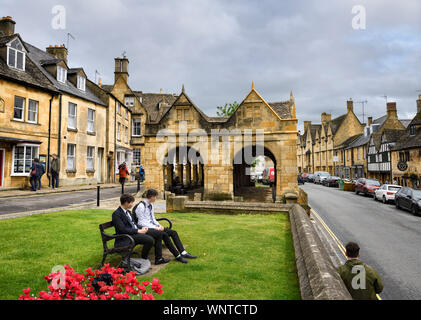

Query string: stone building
[142,84,299,202]
[0,16,131,189]
[0,17,59,189]
[297,99,364,176]
[391,96,421,187]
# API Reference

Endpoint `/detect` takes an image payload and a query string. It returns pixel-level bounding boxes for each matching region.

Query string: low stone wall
[289,204,352,300]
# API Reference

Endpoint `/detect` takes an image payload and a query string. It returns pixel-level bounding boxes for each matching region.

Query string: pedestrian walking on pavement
[337,242,384,300]
[29,158,45,191]
[139,164,145,182]
[118,162,129,191]
[50,154,60,189]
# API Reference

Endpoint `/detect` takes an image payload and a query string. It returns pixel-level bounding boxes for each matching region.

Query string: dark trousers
[122,233,155,264]
[146,228,185,258]
[51,170,59,188]
[30,176,39,191]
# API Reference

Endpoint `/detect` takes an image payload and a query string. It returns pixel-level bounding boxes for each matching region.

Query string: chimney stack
[304,121,312,131]
[321,112,331,124]
[114,57,129,83]
[0,16,15,36]
[386,102,397,119]
[417,95,421,114]
[367,116,373,126]
[347,99,353,113]
[46,44,68,64]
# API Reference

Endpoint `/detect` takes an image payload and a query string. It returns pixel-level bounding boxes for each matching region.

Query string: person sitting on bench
[134,189,197,264]
[112,194,163,270]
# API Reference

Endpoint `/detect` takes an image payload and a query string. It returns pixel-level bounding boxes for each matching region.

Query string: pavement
[302,182,421,300]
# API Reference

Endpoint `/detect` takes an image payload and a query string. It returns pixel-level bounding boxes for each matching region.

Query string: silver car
[314,171,330,184]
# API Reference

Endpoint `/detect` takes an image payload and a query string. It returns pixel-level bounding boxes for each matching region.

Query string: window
[410,125,416,136]
[57,65,67,83]
[125,108,128,120]
[125,96,135,107]
[7,38,25,71]
[12,145,39,175]
[77,75,86,91]
[27,100,38,123]
[132,119,141,136]
[68,103,77,129]
[13,96,25,121]
[124,126,128,143]
[88,109,95,133]
[117,123,121,140]
[87,146,94,171]
[67,144,76,171]
[133,149,141,166]
[117,102,121,115]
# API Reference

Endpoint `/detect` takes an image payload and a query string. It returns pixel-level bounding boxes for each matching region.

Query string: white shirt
[135,201,160,229]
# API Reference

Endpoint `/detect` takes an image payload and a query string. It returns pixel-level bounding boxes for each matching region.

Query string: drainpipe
[57,94,62,159]
[47,94,54,186]
[114,99,117,183]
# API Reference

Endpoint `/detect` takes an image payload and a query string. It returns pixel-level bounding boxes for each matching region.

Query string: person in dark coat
[50,154,60,189]
[30,158,45,191]
[112,194,161,269]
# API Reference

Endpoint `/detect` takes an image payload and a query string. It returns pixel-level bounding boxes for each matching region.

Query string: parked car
[301,173,309,181]
[306,174,315,183]
[374,184,401,203]
[262,167,275,186]
[323,176,340,187]
[314,171,330,184]
[395,187,421,216]
[297,174,305,185]
[354,178,381,196]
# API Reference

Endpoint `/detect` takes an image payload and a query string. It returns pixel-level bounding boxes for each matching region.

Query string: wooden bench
[99,218,173,268]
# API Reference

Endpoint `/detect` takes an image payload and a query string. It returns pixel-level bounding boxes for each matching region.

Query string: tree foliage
[216,101,239,117]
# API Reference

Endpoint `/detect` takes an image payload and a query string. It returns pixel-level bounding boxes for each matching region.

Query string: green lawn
[0,210,300,300]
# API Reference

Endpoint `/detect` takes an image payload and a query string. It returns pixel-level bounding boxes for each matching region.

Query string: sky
[3,0,421,131]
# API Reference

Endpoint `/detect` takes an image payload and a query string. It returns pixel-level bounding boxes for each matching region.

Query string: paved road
[0,185,139,215]
[302,183,421,300]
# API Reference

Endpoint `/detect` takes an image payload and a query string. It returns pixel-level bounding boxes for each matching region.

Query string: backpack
[131,201,146,225]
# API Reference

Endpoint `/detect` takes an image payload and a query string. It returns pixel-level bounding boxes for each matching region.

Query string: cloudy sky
[4,0,421,130]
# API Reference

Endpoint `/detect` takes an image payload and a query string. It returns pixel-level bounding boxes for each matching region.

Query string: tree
[216,101,239,117]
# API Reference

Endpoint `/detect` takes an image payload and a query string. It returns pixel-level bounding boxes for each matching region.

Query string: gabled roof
[392,130,421,150]
[399,119,412,128]
[346,133,370,149]
[336,134,361,149]
[132,91,178,122]
[0,34,57,93]
[24,41,106,106]
[328,114,346,135]
[408,112,421,126]
[372,128,405,150]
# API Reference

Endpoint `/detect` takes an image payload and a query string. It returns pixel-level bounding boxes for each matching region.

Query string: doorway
[97,148,103,183]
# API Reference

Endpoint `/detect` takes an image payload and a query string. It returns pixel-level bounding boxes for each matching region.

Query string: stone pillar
[192,164,198,187]
[198,163,204,186]
[166,164,173,190]
[185,162,192,187]
[176,163,184,186]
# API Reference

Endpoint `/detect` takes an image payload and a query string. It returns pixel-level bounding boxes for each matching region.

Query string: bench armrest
[157,218,173,229]
[101,232,135,247]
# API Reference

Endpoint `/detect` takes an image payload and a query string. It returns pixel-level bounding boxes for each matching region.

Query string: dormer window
[57,65,67,83]
[77,75,86,91]
[125,96,135,107]
[7,38,26,71]
[410,125,416,136]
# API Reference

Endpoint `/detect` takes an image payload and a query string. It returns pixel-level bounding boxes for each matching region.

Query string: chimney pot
[0,16,16,36]
[46,45,68,64]
[368,116,373,126]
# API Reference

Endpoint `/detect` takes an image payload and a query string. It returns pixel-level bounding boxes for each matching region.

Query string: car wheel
[411,206,419,216]
[382,196,387,204]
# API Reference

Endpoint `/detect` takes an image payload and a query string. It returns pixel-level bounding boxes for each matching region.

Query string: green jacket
[337,259,383,300]
[50,157,60,173]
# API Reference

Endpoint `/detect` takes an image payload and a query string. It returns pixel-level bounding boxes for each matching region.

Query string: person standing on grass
[29,158,44,191]
[50,154,60,189]
[118,162,129,188]
[337,242,384,300]
[112,194,161,271]
[134,189,197,264]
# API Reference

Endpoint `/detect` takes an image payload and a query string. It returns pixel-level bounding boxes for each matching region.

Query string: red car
[355,178,381,196]
[262,167,275,186]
